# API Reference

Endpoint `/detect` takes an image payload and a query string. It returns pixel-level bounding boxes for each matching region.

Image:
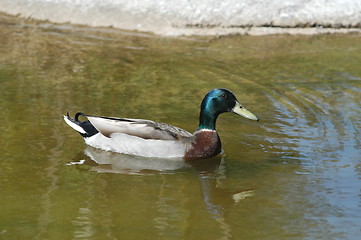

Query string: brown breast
[184,130,222,161]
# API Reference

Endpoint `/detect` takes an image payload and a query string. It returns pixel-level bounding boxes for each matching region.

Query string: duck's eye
[219,93,227,98]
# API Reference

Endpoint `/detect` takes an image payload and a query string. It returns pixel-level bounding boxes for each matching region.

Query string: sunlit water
[0,13,360,240]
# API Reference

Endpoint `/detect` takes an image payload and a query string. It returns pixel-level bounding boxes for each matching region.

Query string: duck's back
[87,115,193,140]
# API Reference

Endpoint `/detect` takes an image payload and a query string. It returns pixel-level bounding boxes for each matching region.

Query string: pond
[0,13,360,240]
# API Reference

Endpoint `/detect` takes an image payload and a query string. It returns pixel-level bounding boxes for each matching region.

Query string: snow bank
[1,0,360,35]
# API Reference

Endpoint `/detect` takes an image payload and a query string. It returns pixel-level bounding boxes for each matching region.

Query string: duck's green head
[198,88,258,130]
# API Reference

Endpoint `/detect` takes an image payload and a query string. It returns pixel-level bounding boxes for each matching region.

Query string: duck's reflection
[72,147,227,175]
[81,147,187,174]
[69,147,254,239]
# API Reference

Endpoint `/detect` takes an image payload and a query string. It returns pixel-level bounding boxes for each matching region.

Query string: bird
[64,88,258,160]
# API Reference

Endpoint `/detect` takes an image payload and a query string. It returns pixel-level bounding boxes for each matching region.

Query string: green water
[1,13,361,240]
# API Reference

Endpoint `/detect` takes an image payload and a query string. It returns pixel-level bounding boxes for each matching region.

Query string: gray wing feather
[86,115,193,141]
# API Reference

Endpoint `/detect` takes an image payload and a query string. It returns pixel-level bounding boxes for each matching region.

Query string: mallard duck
[64,88,258,160]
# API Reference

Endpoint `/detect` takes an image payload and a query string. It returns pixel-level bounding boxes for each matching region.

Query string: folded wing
[86,115,193,141]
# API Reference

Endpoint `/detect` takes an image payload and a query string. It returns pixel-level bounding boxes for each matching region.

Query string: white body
[84,132,187,159]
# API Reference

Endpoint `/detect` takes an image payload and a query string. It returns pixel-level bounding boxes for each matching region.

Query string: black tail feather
[74,112,85,121]
[65,112,99,138]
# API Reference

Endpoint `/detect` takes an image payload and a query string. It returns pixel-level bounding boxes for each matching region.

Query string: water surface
[0,13,360,240]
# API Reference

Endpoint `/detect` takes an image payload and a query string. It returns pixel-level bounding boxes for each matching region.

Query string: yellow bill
[232,101,259,121]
